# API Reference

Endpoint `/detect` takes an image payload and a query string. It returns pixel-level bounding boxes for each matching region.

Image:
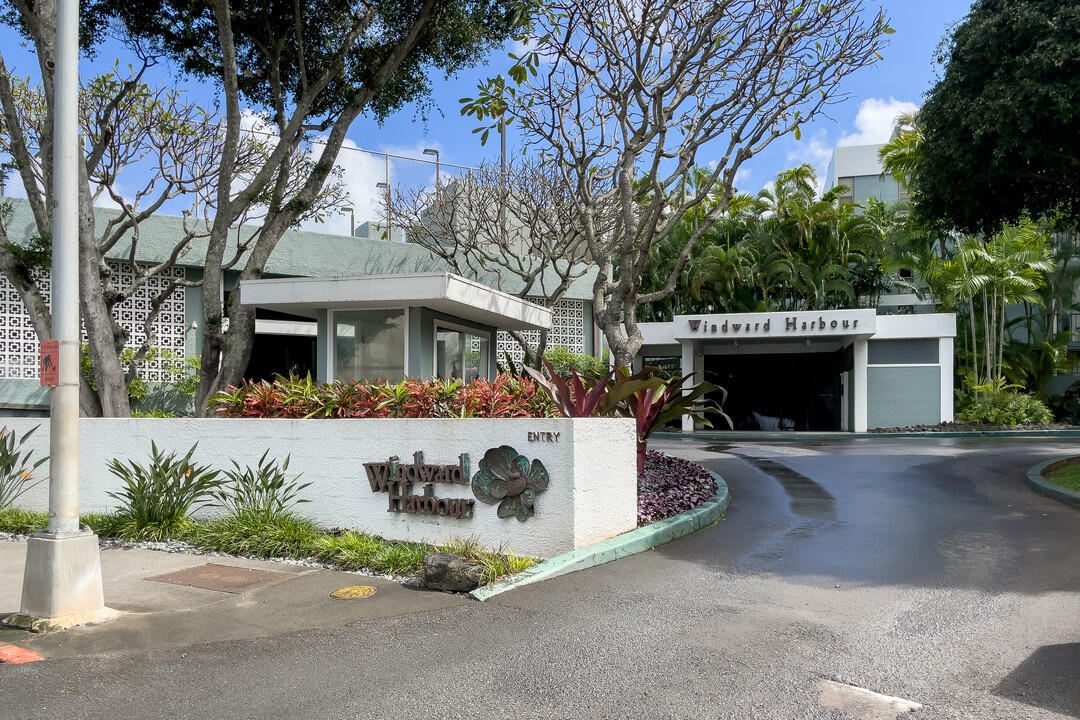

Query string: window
[837,176,855,205]
[334,309,405,382]
[435,323,489,382]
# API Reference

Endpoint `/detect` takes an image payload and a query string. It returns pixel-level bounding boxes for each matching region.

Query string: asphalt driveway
[2,435,1078,719]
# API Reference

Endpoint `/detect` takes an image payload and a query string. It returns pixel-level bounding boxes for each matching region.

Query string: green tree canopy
[915,0,1080,233]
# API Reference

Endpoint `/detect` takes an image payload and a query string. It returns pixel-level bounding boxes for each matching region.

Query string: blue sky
[363,0,976,192]
[0,0,975,230]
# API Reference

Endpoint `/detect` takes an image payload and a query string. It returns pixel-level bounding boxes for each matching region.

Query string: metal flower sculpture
[471,445,549,522]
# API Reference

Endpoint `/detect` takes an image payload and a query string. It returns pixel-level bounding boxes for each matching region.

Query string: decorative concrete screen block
[6,418,637,559]
[497,299,585,363]
[0,262,185,382]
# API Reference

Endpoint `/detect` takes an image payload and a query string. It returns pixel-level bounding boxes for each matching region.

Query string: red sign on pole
[40,339,59,387]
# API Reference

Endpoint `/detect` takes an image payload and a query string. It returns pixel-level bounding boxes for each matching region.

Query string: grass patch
[0,506,48,534]
[1046,462,1080,492]
[183,512,322,559]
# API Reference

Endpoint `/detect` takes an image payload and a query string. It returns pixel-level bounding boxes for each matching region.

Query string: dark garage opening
[705,348,850,431]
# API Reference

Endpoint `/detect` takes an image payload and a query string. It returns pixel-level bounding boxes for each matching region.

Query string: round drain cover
[330,585,378,600]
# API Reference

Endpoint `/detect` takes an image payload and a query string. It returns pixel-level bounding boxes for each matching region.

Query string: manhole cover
[146,563,296,594]
[330,585,378,600]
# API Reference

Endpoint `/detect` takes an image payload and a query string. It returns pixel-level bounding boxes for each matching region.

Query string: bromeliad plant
[619,368,731,473]
[0,425,47,510]
[521,359,621,417]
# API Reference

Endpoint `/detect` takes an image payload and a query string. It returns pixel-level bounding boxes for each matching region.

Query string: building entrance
[705,349,849,431]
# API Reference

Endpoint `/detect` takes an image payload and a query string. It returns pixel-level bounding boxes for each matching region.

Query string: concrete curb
[470,471,730,601]
[0,643,44,664]
[655,429,1080,441]
[1025,458,1080,509]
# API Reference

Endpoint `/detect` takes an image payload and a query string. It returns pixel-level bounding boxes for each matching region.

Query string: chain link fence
[0,139,482,242]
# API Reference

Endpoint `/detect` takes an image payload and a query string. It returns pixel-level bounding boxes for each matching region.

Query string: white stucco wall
[4,418,638,559]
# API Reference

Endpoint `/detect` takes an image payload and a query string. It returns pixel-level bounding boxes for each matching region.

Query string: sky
[0,0,977,234]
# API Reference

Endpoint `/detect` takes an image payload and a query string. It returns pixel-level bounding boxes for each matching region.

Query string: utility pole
[7,0,115,631]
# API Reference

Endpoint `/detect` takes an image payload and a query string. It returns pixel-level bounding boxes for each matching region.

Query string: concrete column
[681,340,695,432]
[940,336,954,423]
[852,338,869,432]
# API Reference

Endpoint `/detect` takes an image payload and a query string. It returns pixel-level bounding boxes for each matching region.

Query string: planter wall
[4,417,638,559]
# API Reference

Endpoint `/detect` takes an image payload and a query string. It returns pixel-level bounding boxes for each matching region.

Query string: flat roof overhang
[240,272,553,331]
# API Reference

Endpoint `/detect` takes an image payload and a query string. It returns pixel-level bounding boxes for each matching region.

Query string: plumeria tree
[465,0,893,368]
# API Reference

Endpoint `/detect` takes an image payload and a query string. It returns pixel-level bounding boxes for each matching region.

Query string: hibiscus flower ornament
[471,445,549,522]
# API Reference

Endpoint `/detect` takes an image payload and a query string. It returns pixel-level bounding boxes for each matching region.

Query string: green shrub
[105,442,222,541]
[0,425,47,510]
[216,451,311,521]
[542,346,609,380]
[955,387,1054,425]
[315,530,384,570]
[373,541,434,576]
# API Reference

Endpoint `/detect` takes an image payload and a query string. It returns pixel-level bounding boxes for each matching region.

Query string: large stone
[422,553,485,593]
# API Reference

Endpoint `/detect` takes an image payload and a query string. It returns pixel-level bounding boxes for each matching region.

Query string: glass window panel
[334,309,404,382]
[464,334,488,382]
[436,326,489,381]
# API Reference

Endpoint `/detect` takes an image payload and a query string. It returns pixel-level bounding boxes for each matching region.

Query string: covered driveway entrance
[706,349,850,431]
[637,309,956,432]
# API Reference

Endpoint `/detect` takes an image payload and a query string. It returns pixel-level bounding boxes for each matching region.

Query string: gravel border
[0,531,418,584]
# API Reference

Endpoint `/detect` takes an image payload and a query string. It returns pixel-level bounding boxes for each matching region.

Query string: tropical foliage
[211,374,558,419]
[640,157,1078,414]
[0,426,47,510]
[104,442,222,540]
[640,165,893,319]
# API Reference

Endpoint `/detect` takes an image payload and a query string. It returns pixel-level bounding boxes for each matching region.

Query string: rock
[422,552,484,593]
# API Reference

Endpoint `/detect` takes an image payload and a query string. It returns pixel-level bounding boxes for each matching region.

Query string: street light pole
[340,207,355,237]
[423,148,440,200]
[8,0,115,631]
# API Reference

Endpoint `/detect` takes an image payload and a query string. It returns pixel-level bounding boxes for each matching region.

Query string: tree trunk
[78,182,130,416]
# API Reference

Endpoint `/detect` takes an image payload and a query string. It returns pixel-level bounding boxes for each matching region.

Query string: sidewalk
[0,539,465,661]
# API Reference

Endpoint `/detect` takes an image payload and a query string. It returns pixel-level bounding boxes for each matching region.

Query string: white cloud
[780,97,920,194]
[784,129,835,193]
[732,166,753,193]
[299,138,445,238]
[837,97,919,147]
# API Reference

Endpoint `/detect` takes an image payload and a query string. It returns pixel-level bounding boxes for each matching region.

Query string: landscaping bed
[0,449,720,583]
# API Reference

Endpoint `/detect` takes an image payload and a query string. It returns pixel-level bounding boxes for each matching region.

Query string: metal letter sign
[39,339,59,387]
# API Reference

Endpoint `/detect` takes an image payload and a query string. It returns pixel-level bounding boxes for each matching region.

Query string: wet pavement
[2,435,1079,719]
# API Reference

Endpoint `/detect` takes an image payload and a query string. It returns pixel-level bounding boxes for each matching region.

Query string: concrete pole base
[7,530,118,632]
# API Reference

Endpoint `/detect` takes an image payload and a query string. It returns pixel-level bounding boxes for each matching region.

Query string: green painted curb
[1026,458,1080,509]
[655,429,1080,441]
[470,471,730,601]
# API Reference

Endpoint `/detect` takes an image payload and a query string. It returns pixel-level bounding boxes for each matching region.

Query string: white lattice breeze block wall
[0,262,186,382]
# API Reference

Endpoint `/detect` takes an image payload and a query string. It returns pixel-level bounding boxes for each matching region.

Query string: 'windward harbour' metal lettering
[364,452,475,519]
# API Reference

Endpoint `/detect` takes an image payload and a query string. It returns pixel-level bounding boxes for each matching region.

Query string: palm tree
[878,112,921,189]
[950,221,1055,384]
